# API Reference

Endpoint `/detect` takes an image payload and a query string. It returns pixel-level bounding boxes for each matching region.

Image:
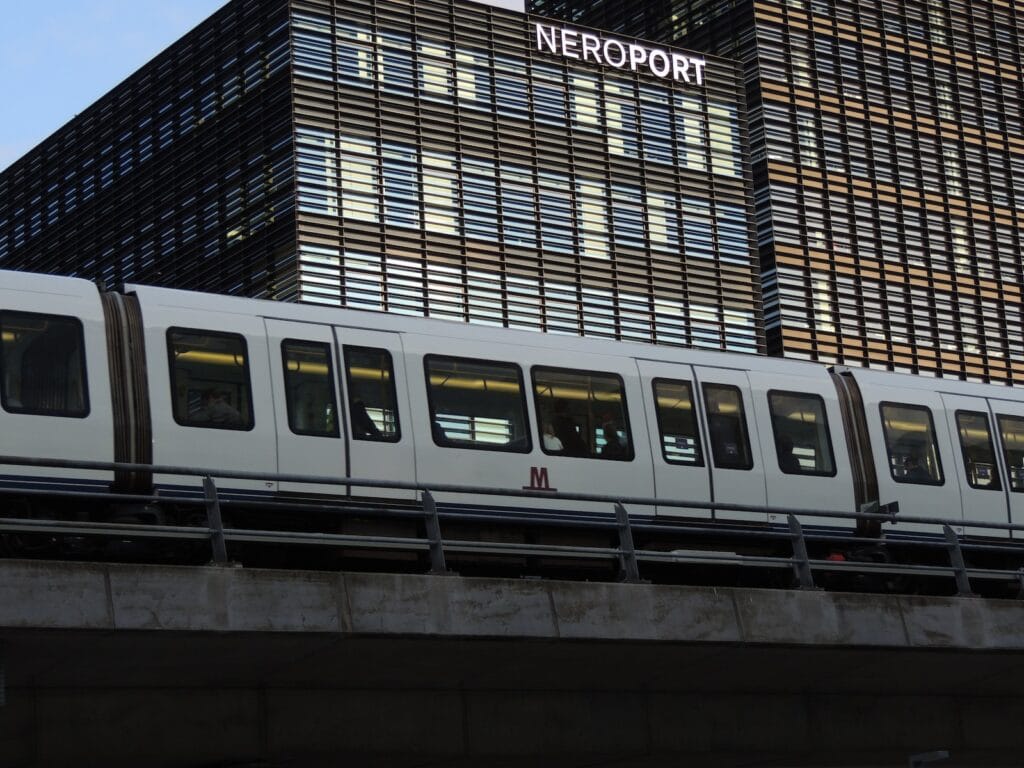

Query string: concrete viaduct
[2,559,1023,767]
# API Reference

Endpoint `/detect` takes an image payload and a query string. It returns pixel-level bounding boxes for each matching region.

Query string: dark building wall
[290,0,763,352]
[1,0,765,355]
[0,0,297,299]
[533,0,1024,384]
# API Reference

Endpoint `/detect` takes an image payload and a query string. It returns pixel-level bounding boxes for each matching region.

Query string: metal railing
[1,453,1023,597]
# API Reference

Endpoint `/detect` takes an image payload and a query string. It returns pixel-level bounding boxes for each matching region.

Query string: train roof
[835,365,1018,400]
[5,269,1020,400]
[0,269,101,300]
[124,277,829,377]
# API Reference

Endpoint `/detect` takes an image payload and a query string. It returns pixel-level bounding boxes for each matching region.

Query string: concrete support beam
[1,560,1024,651]
[2,560,1024,766]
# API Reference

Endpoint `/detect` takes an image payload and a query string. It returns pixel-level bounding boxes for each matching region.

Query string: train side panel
[983,395,1024,539]
[634,358,713,519]
[0,272,114,494]
[939,392,1011,538]
[691,365,768,524]
[401,332,657,516]
[132,289,278,497]
[746,368,856,527]
[262,318,348,497]
[332,325,417,499]
[851,375,965,535]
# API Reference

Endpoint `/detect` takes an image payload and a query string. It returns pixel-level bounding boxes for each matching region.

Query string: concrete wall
[2,561,1024,766]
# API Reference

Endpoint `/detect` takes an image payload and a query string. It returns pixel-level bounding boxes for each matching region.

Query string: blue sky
[0,1,228,171]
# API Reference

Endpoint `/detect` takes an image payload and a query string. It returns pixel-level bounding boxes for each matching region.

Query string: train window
[879,402,943,485]
[425,355,529,452]
[533,367,633,460]
[282,340,339,438]
[996,415,1024,493]
[767,391,836,476]
[702,383,753,470]
[167,328,253,430]
[344,346,400,442]
[0,311,89,418]
[652,379,702,465]
[955,411,1000,491]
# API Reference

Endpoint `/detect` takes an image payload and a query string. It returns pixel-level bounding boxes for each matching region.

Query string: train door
[635,360,712,519]
[746,371,855,529]
[858,383,960,534]
[940,393,1009,537]
[333,327,416,500]
[264,319,347,497]
[692,366,768,524]
[987,397,1024,539]
[149,315,278,497]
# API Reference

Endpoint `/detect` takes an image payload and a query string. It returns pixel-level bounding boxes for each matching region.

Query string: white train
[1,269,1023,552]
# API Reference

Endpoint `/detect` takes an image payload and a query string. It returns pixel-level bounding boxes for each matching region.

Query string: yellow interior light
[174,350,246,366]
[431,374,520,393]
[286,360,330,375]
[656,395,693,410]
[348,366,391,381]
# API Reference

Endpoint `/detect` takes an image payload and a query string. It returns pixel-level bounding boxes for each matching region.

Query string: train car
[0,271,115,498]
[122,278,859,529]
[836,366,1024,540]
[3,269,1024,560]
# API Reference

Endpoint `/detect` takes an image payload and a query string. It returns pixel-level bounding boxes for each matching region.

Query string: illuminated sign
[534,23,706,86]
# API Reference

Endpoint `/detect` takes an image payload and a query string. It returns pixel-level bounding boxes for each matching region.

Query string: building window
[0,311,89,417]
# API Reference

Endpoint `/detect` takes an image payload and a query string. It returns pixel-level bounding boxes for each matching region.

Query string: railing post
[614,502,641,584]
[943,525,974,597]
[787,514,815,590]
[203,476,228,565]
[422,491,448,575]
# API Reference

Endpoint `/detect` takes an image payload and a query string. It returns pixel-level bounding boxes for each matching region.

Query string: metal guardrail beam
[3,453,1024,595]
[7,452,1024,535]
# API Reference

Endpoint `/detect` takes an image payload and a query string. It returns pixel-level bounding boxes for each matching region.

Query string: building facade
[0,0,763,354]
[533,0,1024,383]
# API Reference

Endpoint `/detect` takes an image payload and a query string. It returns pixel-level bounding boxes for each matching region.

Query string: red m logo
[523,466,557,492]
